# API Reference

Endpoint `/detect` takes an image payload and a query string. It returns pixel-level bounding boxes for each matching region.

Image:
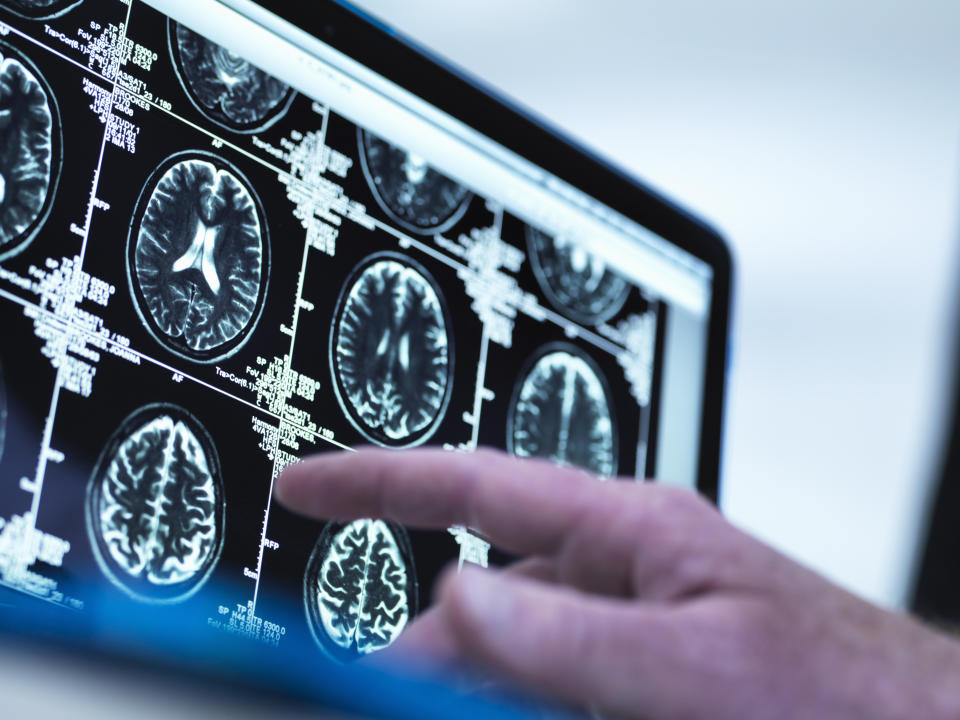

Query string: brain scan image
[0,0,83,20]
[85,405,225,603]
[527,227,631,325]
[331,254,452,446]
[169,21,295,133]
[304,519,417,662]
[127,152,269,363]
[359,129,472,234]
[0,42,60,262]
[509,344,618,477]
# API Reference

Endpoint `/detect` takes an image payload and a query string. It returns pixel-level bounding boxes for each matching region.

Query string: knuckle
[622,486,733,597]
[633,485,724,547]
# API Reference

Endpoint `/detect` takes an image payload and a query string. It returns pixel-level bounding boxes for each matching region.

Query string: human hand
[275,448,960,720]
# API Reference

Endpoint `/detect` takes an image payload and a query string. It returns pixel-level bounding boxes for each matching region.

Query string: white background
[352,0,960,608]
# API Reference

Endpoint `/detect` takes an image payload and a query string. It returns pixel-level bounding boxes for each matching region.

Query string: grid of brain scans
[0,0,673,659]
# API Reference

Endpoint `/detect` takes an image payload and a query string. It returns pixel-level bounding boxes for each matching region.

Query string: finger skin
[277,447,653,596]
[276,447,754,599]
[439,567,960,720]
[438,567,661,717]
[280,449,960,719]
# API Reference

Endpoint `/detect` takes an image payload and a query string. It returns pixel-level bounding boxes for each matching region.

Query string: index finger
[275,447,611,557]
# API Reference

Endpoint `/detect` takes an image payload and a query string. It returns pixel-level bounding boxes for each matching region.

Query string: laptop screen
[0,0,718,665]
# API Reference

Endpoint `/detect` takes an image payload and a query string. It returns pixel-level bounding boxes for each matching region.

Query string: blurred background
[352,0,960,609]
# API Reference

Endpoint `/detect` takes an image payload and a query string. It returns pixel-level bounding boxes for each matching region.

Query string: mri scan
[169,21,295,133]
[358,129,472,234]
[509,344,617,477]
[85,405,225,603]
[527,227,630,325]
[0,41,60,262]
[331,253,452,446]
[0,0,83,20]
[304,519,417,662]
[127,151,269,363]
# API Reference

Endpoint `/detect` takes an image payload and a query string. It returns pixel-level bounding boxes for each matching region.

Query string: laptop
[0,0,733,714]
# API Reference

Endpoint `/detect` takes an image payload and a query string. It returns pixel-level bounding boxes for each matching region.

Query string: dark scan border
[84,402,227,605]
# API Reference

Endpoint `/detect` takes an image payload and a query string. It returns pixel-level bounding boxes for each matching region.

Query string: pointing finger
[275,447,610,558]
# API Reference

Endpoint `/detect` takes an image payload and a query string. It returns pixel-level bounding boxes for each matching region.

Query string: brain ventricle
[334,257,450,444]
[134,156,264,360]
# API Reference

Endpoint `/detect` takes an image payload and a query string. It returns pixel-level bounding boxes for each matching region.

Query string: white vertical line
[28,1,134,530]
[252,105,332,613]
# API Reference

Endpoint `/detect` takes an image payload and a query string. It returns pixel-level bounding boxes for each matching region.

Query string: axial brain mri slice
[85,405,225,603]
[332,254,452,446]
[359,129,472,234]
[170,21,295,133]
[0,41,60,262]
[127,151,269,363]
[527,227,630,325]
[0,0,83,20]
[510,345,618,477]
[304,519,417,662]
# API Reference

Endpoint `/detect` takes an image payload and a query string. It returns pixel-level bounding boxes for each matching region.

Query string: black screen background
[0,0,667,659]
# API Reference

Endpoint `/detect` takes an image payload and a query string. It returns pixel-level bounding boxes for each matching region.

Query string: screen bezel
[243,0,734,500]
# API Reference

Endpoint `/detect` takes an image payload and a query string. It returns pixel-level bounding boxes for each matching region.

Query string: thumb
[438,567,651,716]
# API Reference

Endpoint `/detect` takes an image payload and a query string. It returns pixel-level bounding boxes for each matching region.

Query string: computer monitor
[0,0,732,694]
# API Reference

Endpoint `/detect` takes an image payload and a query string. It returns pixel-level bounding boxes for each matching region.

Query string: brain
[527,228,630,325]
[510,346,617,476]
[359,130,472,234]
[304,519,417,661]
[170,22,295,132]
[0,43,59,261]
[0,0,83,19]
[86,405,224,603]
[332,255,452,446]
[128,153,269,362]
